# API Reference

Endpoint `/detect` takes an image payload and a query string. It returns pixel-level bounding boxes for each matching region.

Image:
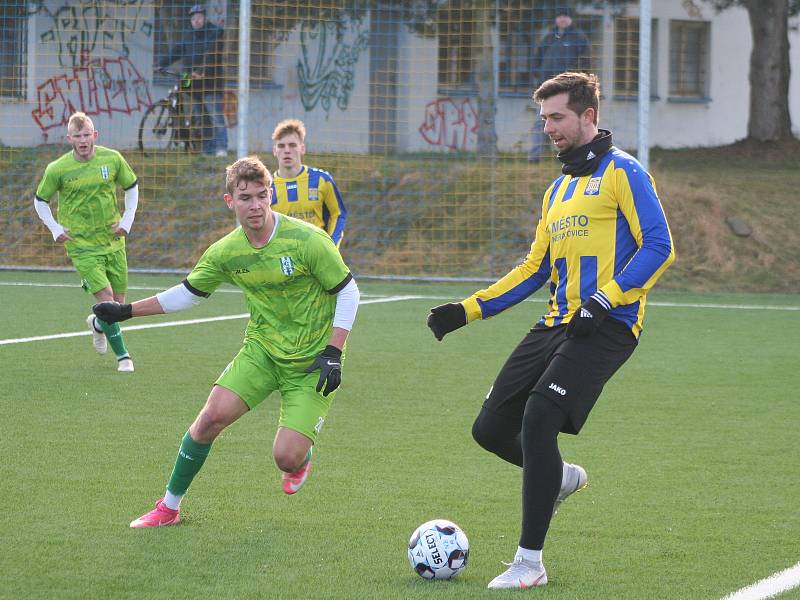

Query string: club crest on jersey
[100,165,109,180]
[280,256,294,276]
[308,188,319,201]
[584,176,602,195]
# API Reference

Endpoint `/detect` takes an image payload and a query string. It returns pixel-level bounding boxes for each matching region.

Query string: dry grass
[2,141,798,291]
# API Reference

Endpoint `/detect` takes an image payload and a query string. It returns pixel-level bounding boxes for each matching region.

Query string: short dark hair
[533,71,600,125]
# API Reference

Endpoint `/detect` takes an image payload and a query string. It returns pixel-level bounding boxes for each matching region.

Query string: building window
[248,0,277,85]
[437,5,477,91]
[153,2,187,73]
[500,4,601,95]
[498,3,534,93]
[613,17,658,97]
[669,20,709,98]
[0,1,27,99]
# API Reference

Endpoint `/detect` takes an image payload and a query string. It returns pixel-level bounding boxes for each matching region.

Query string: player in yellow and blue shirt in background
[427,72,674,590]
[33,112,139,373]
[271,118,347,246]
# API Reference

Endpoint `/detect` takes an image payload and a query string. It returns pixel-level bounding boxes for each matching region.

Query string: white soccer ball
[407,518,469,580]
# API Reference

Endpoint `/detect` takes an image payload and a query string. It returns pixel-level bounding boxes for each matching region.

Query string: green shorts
[215,340,338,443]
[71,247,129,295]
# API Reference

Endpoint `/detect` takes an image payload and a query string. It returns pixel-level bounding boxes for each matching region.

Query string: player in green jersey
[34,112,139,372]
[92,155,360,528]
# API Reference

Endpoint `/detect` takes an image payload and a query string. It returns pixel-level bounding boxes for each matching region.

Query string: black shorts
[483,318,638,434]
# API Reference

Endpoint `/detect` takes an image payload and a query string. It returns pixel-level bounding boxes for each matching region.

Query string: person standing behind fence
[427,72,675,588]
[33,111,139,373]
[271,119,347,247]
[528,6,590,162]
[158,4,227,157]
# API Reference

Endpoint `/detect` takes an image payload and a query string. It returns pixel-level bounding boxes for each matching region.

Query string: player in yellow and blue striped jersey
[271,118,347,246]
[427,72,674,590]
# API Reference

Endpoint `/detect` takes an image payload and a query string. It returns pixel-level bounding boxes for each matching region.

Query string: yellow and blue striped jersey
[271,165,347,245]
[462,148,675,338]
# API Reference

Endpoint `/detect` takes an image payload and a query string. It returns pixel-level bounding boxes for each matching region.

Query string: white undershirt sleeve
[332,278,360,331]
[156,282,204,313]
[117,184,139,233]
[33,198,65,241]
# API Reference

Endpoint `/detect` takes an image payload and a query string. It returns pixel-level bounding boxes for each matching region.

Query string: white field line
[720,562,800,600]
[0,281,242,293]
[1,281,798,312]
[0,295,423,347]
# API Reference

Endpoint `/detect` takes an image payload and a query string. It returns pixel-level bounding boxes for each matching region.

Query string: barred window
[437,5,476,90]
[669,20,709,98]
[0,1,27,99]
[249,0,277,85]
[614,17,658,97]
[498,3,534,93]
[153,2,186,71]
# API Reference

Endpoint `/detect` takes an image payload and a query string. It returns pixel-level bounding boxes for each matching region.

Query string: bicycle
[138,70,211,155]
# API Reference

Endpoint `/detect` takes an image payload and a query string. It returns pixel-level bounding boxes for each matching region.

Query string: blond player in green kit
[93,155,360,528]
[34,112,139,372]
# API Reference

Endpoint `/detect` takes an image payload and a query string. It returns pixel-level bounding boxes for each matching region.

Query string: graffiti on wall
[297,20,369,113]
[31,57,152,132]
[31,0,152,68]
[418,98,479,151]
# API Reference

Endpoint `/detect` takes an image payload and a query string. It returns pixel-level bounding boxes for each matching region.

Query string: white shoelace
[496,557,539,581]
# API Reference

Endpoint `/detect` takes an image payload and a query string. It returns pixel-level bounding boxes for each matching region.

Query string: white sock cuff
[163,490,183,510]
[516,546,542,563]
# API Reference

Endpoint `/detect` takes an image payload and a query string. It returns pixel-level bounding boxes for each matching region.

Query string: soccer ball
[407,519,469,580]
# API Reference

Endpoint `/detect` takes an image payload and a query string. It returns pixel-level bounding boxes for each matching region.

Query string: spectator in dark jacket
[158,4,227,156]
[529,7,590,161]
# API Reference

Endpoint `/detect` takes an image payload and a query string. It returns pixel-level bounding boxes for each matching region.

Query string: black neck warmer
[557,129,613,177]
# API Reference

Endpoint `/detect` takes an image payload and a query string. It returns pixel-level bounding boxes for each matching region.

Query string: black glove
[92,301,133,324]
[304,345,342,396]
[427,303,467,341]
[565,292,611,338]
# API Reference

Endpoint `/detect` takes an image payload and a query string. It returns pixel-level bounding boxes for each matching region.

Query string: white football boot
[117,357,135,372]
[487,556,548,589]
[553,462,588,516]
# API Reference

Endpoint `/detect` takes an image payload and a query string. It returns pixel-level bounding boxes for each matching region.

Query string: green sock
[96,317,129,359]
[166,431,212,496]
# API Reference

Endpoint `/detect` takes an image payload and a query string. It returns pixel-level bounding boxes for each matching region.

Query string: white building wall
[2,0,156,150]
[3,0,800,152]
[647,2,751,148]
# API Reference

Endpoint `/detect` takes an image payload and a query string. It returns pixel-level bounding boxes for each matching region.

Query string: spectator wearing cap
[158,4,228,156]
[528,6,591,161]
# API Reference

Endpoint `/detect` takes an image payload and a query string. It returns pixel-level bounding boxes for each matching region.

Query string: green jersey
[35,145,138,257]
[186,214,351,364]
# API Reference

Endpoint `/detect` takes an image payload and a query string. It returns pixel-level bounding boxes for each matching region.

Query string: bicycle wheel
[138,100,176,155]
